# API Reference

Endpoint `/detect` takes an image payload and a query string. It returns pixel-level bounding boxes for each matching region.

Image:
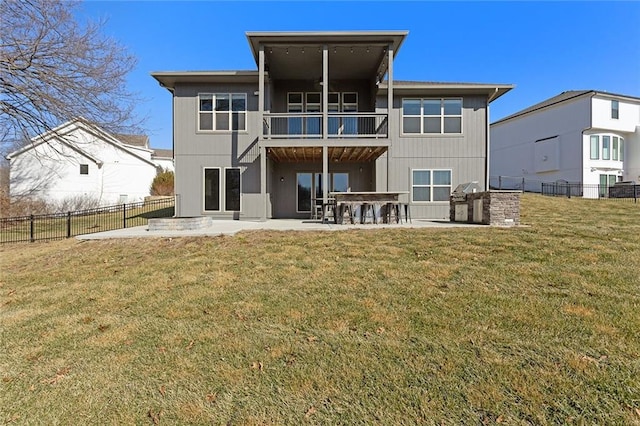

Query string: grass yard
[1,194,639,424]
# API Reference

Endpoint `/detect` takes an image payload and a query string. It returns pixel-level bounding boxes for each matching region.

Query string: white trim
[223,167,242,212]
[411,168,452,203]
[296,172,312,213]
[198,93,247,132]
[203,167,221,212]
[401,98,463,136]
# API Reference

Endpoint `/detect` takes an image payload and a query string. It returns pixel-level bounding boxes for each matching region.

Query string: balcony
[262,112,388,139]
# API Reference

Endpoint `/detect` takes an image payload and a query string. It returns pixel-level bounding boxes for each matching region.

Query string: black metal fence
[489,175,544,193]
[542,182,639,202]
[0,197,175,244]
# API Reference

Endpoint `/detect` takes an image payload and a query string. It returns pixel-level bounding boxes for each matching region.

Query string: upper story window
[589,134,624,162]
[402,98,462,135]
[79,164,89,175]
[611,100,619,119]
[199,93,246,131]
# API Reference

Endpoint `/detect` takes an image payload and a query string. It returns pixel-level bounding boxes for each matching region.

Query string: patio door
[599,174,617,197]
[297,172,349,213]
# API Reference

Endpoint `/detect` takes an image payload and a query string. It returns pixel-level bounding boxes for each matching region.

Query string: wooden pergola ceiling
[267,146,387,163]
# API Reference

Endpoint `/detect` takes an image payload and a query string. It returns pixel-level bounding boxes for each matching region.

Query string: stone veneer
[450,191,521,226]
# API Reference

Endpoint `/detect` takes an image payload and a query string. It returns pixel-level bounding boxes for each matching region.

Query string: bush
[150,169,174,196]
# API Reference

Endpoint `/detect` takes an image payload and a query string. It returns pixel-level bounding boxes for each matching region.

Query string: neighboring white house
[490,90,640,197]
[6,118,174,207]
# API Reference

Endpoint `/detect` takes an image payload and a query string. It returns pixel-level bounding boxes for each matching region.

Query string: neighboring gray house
[152,31,512,220]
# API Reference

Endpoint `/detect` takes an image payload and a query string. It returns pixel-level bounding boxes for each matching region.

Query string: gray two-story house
[152,31,512,220]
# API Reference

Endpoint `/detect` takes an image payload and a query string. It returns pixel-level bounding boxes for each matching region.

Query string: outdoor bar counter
[327,191,409,224]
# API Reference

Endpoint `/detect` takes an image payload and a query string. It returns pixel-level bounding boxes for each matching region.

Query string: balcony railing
[262,112,388,139]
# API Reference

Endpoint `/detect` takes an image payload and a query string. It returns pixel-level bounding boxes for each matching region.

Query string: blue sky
[78,1,640,150]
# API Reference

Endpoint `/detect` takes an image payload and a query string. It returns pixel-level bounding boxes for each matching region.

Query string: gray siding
[173,81,489,220]
[386,95,488,219]
[174,83,265,219]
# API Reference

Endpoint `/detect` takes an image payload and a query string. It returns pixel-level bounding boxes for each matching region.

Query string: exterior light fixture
[286,48,289,54]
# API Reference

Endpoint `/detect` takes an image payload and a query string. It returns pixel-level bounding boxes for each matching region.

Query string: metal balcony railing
[262,112,388,139]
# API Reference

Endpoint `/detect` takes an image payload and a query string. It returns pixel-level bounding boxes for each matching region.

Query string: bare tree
[0,0,141,155]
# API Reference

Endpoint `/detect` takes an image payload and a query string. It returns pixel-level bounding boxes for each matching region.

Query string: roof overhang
[151,71,261,91]
[378,82,514,103]
[246,31,408,81]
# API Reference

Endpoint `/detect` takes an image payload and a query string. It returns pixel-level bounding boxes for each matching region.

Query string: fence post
[67,211,71,238]
[566,184,571,199]
[123,203,127,229]
[30,214,35,243]
[522,177,525,192]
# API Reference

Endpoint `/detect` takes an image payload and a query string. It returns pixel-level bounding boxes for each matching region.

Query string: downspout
[171,87,178,217]
[580,92,595,185]
[486,88,498,190]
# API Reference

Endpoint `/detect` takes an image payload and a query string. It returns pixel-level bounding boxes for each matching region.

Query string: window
[611,100,619,119]
[341,93,358,135]
[412,169,452,202]
[79,164,89,175]
[403,98,462,134]
[590,135,599,160]
[297,173,312,212]
[199,93,246,131]
[204,167,241,212]
[305,93,321,136]
[589,134,625,162]
[204,168,220,211]
[287,92,303,135]
[225,168,241,212]
[599,174,618,197]
[602,136,610,160]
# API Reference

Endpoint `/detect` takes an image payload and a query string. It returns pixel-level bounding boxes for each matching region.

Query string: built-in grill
[451,181,481,202]
[449,182,520,226]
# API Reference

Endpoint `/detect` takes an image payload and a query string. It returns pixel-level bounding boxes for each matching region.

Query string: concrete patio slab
[76,219,484,240]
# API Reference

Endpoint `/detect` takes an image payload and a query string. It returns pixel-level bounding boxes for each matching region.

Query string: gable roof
[6,118,157,168]
[152,149,173,158]
[492,90,640,125]
[115,133,149,148]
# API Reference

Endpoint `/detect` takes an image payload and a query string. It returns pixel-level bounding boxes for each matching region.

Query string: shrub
[150,169,174,196]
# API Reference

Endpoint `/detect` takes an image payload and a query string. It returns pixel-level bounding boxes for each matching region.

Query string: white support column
[386,43,394,192]
[323,146,328,205]
[259,45,265,129]
[322,44,329,204]
[260,145,267,221]
[259,45,267,220]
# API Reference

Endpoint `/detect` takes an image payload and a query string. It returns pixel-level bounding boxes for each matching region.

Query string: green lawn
[1,194,639,424]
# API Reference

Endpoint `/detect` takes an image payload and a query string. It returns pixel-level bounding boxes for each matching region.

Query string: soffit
[267,146,387,163]
[246,31,408,81]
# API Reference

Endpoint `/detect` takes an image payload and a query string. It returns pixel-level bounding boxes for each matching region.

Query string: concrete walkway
[76,219,483,240]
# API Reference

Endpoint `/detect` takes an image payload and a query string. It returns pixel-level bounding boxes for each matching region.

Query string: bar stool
[385,202,401,224]
[322,201,338,223]
[401,203,412,223]
[361,203,376,224]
